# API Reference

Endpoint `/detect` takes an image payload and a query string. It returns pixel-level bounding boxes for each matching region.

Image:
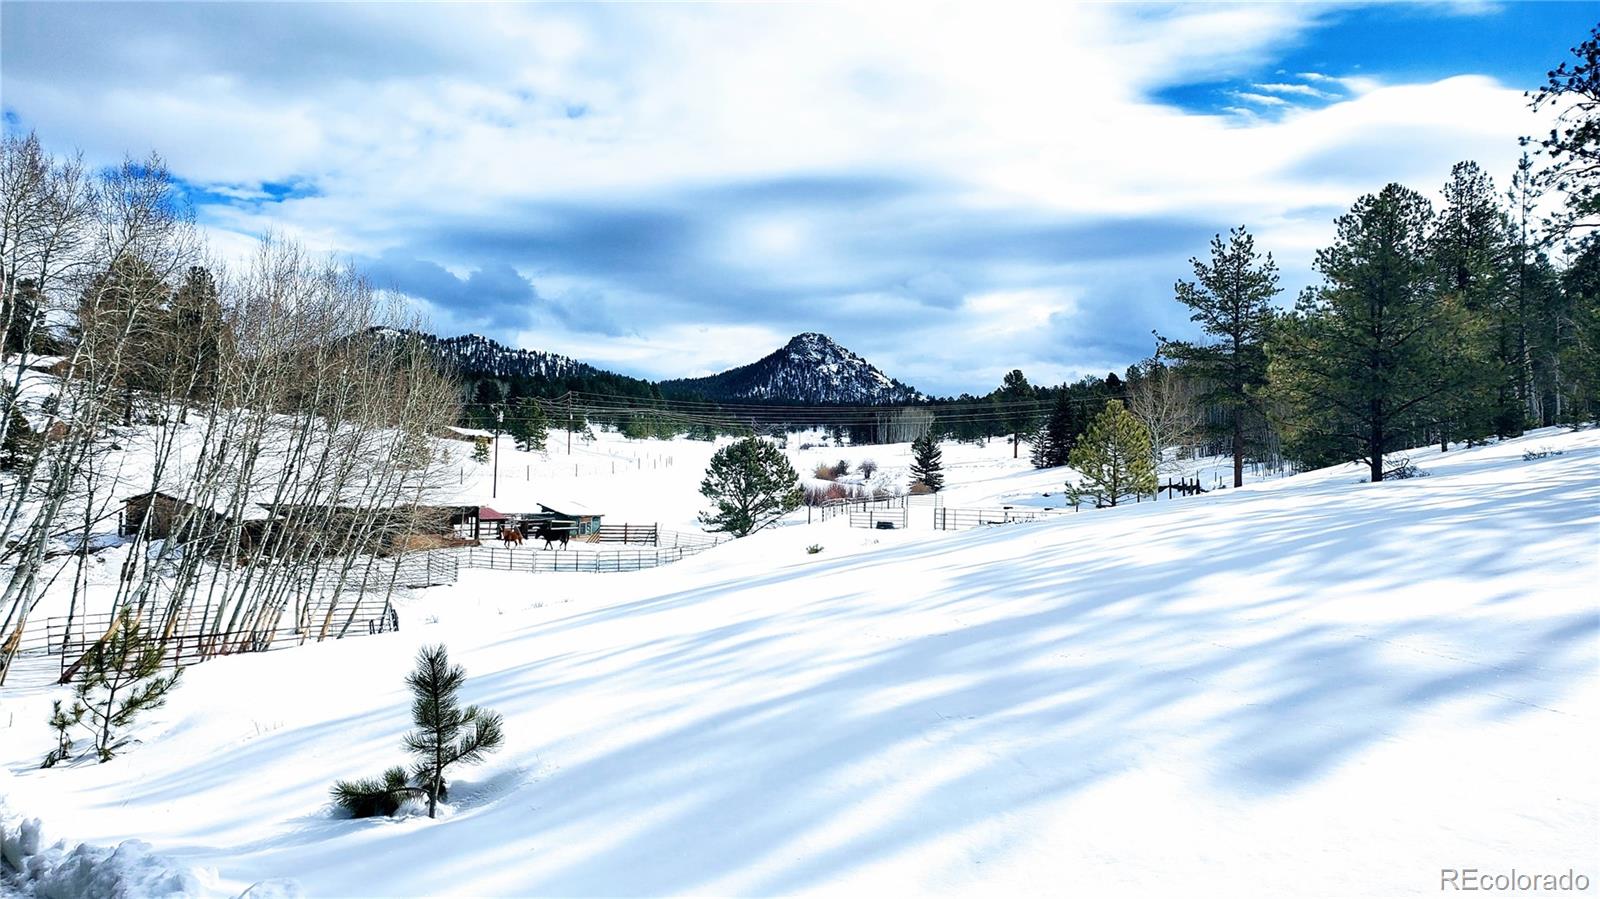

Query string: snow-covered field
[3,427,1597,897]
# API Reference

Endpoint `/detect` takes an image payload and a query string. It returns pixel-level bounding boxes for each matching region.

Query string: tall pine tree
[1428,160,1511,447]
[1029,393,1079,468]
[1164,227,1279,487]
[507,397,548,452]
[997,369,1035,458]
[1270,184,1453,482]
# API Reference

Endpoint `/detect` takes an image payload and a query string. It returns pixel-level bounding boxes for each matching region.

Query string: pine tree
[1427,161,1512,446]
[470,436,491,465]
[1528,23,1600,240]
[69,608,181,762]
[41,699,84,768]
[1067,400,1156,507]
[1560,240,1600,426]
[1163,227,1279,487]
[1270,184,1453,482]
[698,437,802,537]
[404,644,504,819]
[1029,394,1079,468]
[909,432,944,492]
[0,398,40,472]
[998,370,1035,458]
[508,397,548,452]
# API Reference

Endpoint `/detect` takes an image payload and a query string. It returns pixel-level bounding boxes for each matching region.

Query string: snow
[2,427,1597,897]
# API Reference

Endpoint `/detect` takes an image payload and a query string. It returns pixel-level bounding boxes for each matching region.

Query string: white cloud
[0,3,1565,394]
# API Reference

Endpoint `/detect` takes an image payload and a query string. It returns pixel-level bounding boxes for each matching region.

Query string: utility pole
[492,406,503,498]
[567,393,573,455]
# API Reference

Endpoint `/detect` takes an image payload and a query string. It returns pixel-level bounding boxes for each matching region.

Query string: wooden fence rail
[461,544,711,573]
[932,506,1077,531]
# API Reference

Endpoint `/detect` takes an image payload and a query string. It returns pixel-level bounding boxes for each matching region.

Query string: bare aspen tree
[1126,363,1202,477]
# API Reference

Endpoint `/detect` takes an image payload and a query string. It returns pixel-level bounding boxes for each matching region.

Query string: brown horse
[498,527,524,547]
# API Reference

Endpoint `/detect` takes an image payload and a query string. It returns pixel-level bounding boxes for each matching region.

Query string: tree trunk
[1231,414,1244,488]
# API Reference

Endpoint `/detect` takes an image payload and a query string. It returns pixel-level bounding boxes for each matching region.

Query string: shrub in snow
[331,644,503,820]
[698,437,802,538]
[806,544,823,555]
[46,608,181,765]
[1384,459,1429,480]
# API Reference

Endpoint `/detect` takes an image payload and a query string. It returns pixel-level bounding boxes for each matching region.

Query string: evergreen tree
[1270,185,1453,482]
[1428,160,1512,446]
[165,266,229,404]
[470,435,491,465]
[998,369,1035,458]
[2,278,46,355]
[1559,240,1600,425]
[507,397,548,452]
[0,395,40,472]
[404,644,504,819]
[909,432,944,491]
[67,608,181,763]
[1528,23,1600,239]
[1163,226,1280,487]
[1067,400,1156,507]
[698,437,803,537]
[1029,393,1079,468]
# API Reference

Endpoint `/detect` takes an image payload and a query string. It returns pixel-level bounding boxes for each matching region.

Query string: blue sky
[2,2,1590,395]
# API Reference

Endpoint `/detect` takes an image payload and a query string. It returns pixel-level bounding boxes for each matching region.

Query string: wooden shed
[120,491,223,540]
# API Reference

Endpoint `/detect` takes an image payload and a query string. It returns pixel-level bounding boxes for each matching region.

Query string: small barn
[120,491,224,541]
[448,505,510,541]
[535,501,602,536]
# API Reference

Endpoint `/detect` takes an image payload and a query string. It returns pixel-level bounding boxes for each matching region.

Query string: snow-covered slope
[661,333,923,404]
[2,429,1596,897]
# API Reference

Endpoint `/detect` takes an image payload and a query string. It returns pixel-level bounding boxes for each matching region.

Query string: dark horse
[534,521,570,550]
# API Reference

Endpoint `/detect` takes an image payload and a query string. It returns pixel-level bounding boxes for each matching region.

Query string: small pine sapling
[70,608,182,762]
[329,644,504,820]
[41,699,85,768]
[404,644,504,819]
[471,436,491,465]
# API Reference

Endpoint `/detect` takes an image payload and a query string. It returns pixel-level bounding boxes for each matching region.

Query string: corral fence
[40,593,400,676]
[816,492,941,524]
[933,506,1077,531]
[464,544,692,573]
[849,507,909,529]
[462,525,727,573]
[19,550,459,678]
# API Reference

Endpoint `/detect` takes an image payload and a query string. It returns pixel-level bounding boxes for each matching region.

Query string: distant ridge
[384,328,924,406]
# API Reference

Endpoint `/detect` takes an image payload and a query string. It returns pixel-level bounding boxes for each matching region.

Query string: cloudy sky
[2,2,1591,395]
